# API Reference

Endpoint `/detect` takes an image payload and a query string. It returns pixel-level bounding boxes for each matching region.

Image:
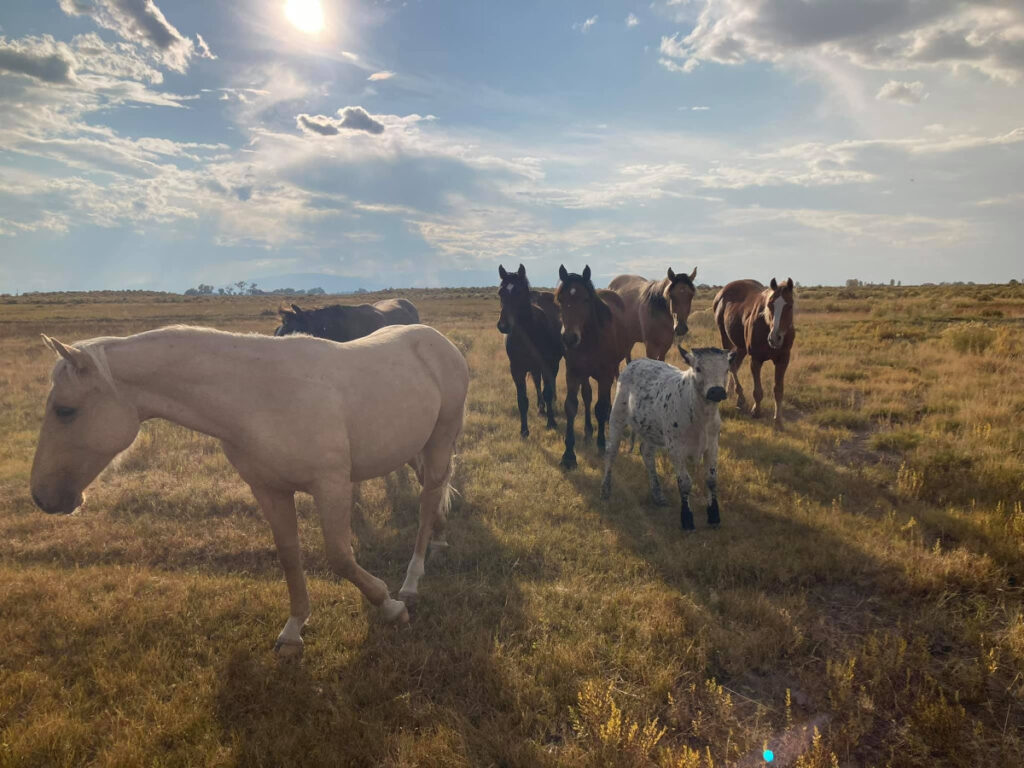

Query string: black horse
[275,299,419,342]
[497,264,563,437]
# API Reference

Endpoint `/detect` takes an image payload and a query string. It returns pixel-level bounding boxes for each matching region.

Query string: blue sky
[1,0,1022,292]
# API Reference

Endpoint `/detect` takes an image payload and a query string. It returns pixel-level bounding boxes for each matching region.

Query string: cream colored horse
[30,324,468,656]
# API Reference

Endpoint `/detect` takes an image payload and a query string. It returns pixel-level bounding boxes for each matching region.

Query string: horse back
[373,298,420,325]
[607,275,648,346]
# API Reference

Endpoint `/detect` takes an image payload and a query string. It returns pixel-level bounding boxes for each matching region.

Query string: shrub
[870,431,922,453]
[942,322,995,354]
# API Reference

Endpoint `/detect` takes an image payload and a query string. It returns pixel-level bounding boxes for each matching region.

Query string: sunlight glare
[284,0,325,34]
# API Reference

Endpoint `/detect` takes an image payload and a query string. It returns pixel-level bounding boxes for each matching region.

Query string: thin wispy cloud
[574,16,598,34]
[368,71,395,81]
[626,14,639,28]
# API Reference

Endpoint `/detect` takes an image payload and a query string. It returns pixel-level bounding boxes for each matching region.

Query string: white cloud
[876,79,927,104]
[574,16,598,34]
[58,0,197,73]
[691,105,710,111]
[296,106,386,136]
[368,70,395,81]
[660,0,1024,83]
[626,14,639,28]
[0,35,77,84]
[195,33,216,60]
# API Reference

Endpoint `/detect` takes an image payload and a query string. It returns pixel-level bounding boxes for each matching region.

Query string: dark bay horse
[713,277,796,428]
[497,264,563,437]
[608,267,698,361]
[555,264,632,469]
[276,299,420,341]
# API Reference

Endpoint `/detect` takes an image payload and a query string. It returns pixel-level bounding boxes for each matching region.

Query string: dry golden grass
[1,284,1023,767]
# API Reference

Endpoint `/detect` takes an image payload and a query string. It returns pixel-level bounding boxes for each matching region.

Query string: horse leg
[703,435,721,528]
[315,478,407,624]
[251,485,310,656]
[669,449,695,531]
[581,379,594,443]
[750,358,765,419]
[595,376,613,455]
[561,373,581,469]
[399,425,459,604]
[601,384,629,499]
[773,352,790,430]
[543,366,558,429]
[512,368,530,438]
[532,370,545,416]
[730,349,747,411]
[641,441,668,506]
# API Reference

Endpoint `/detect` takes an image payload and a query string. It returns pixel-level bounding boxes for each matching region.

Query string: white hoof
[274,637,304,658]
[381,598,409,624]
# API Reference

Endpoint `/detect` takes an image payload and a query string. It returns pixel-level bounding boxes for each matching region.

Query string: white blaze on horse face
[770,295,787,344]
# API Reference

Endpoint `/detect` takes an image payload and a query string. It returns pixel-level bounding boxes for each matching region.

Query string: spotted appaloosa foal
[601,347,734,530]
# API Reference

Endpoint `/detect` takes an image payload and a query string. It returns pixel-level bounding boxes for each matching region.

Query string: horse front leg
[543,364,558,430]
[532,371,545,416]
[749,358,765,419]
[561,373,581,469]
[251,485,310,657]
[773,352,790,430]
[595,376,613,455]
[512,368,530,438]
[314,477,408,625]
[581,379,594,443]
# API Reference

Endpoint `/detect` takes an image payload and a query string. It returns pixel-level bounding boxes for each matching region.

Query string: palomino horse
[608,267,698,361]
[30,324,468,655]
[713,278,796,428]
[276,298,420,341]
[497,263,563,437]
[555,265,631,469]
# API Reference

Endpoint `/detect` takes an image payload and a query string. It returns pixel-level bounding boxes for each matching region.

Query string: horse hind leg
[399,414,462,604]
[532,371,545,416]
[315,477,408,625]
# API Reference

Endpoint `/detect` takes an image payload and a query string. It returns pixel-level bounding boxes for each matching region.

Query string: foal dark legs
[581,379,594,442]
[561,372,581,469]
[512,368,530,437]
[532,371,545,416]
[542,367,558,429]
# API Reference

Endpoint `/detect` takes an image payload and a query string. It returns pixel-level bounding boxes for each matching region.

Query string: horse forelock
[558,274,612,328]
[52,340,118,393]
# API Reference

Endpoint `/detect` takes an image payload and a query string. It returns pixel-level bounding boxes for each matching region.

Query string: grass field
[1,284,1023,767]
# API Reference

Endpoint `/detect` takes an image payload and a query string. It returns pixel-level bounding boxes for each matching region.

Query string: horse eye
[54,405,77,423]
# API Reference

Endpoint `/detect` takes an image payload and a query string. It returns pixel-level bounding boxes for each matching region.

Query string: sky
[0,0,1022,293]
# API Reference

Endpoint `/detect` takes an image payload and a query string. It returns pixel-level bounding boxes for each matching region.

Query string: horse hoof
[583,431,594,444]
[560,453,578,470]
[398,590,417,608]
[546,421,558,430]
[429,538,449,554]
[274,638,304,658]
[773,420,784,431]
[652,495,669,507]
[381,598,409,624]
[520,429,530,439]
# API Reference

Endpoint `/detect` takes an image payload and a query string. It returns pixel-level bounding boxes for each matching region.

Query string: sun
[284,0,325,34]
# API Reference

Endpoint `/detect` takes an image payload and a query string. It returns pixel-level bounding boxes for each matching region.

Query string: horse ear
[278,304,293,317]
[667,267,676,280]
[291,304,304,315]
[559,264,569,282]
[690,267,697,280]
[498,264,507,279]
[517,263,526,278]
[785,277,794,290]
[770,278,779,291]
[677,344,695,368]
[582,264,591,281]
[42,334,90,372]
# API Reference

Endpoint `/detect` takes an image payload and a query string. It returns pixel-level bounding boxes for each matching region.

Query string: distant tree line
[183,281,326,296]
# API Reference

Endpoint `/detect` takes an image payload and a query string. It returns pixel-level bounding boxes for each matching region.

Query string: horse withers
[30,324,468,656]
[601,347,733,530]
[497,263,563,437]
[608,268,698,361]
[713,277,796,428]
[555,264,632,469]
[276,298,420,341]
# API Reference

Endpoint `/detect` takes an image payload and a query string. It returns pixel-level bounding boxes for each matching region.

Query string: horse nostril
[706,387,727,402]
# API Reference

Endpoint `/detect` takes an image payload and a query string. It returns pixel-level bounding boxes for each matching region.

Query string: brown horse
[713,277,796,428]
[608,268,698,361]
[555,264,631,469]
[276,299,419,341]
[497,264,563,437]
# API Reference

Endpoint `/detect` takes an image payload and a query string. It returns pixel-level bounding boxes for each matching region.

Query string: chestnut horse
[713,278,796,428]
[555,265,631,469]
[608,267,698,361]
[497,263,563,437]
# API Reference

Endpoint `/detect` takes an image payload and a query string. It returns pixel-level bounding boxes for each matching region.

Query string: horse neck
[103,329,263,441]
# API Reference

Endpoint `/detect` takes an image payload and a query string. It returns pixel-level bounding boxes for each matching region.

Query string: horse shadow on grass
[212,488,558,767]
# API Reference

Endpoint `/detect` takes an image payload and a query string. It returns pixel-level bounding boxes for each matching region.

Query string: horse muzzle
[562,331,580,349]
[31,488,82,515]
[706,386,727,403]
[768,333,784,349]
[496,320,510,334]
[674,323,688,338]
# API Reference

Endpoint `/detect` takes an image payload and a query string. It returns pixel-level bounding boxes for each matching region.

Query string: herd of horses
[27,266,795,654]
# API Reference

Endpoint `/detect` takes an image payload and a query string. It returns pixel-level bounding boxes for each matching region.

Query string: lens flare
[284,0,324,34]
